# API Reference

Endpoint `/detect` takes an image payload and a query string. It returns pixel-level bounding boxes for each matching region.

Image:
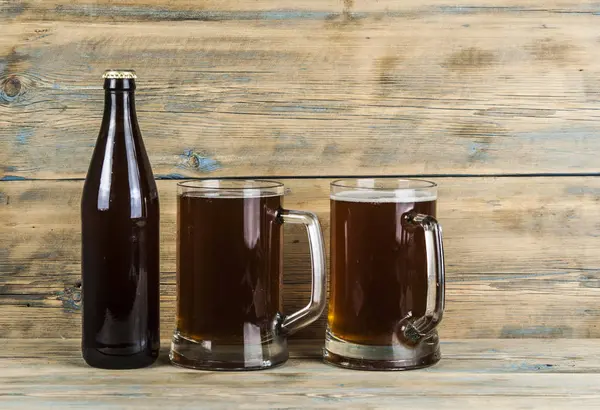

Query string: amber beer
[176,192,283,344]
[325,179,445,370]
[329,193,434,345]
[81,70,160,369]
[170,180,327,371]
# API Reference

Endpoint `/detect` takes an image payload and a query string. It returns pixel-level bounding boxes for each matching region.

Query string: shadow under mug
[170,179,326,370]
[324,178,445,370]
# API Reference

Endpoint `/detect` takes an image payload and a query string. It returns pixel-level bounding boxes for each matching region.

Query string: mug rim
[177,179,284,190]
[330,178,437,191]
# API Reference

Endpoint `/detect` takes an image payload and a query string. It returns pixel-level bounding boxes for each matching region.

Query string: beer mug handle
[400,212,445,344]
[278,209,327,335]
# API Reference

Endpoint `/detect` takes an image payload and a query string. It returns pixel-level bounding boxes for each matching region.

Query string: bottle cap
[102,70,137,79]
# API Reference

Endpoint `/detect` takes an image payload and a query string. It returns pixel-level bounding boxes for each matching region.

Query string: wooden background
[2,0,600,341]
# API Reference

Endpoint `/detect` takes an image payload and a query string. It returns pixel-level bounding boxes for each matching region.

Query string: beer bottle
[81,70,160,369]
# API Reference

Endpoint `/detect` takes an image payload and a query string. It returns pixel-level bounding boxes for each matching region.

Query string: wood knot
[57,286,82,312]
[178,149,222,173]
[3,76,22,97]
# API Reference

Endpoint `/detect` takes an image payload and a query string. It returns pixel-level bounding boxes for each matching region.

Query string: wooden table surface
[1,339,599,409]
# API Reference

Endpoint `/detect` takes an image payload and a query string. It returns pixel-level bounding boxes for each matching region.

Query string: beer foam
[331,189,437,203]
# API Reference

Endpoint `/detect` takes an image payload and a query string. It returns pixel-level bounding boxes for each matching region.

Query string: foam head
[331,189,437,203]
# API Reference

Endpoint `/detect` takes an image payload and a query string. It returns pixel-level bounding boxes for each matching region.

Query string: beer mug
[324,179,445,370]
[170,180,326,370]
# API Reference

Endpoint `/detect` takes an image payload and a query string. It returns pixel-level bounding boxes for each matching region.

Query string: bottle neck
[102,90,138,131]
[104,78,136,91]
[97,88,144,218]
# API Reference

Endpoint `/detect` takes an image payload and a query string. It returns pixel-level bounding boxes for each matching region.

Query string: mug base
[169,331,288,371]
[323,329,441,371]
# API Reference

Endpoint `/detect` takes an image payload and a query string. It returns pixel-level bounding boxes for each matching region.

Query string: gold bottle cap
[102,70,137,79]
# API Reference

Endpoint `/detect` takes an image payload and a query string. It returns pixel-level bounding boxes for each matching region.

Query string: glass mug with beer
[325,179,445,370]
[170,180,327,370]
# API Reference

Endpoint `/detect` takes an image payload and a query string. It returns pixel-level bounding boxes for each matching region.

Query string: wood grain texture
[1,339,600,408]
[2,177,600,340]
[2,0,600,351]
[2,12,600,178]
[3,0,600,21]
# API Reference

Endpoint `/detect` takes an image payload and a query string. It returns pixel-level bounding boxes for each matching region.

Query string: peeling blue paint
[58,5,509,21]
[438,6,471,14]
[16,129,33,145]
[507,362,555,372]
[436,6,600,16]
[438,6,533,14]
[196,157,221,172]
[179,150,222,173]
[4,166,17,172]
[156,173,187,180]
[0,176,27,181]
[258,10,334,20]
[55,6,337,21]
[56,288,82,312]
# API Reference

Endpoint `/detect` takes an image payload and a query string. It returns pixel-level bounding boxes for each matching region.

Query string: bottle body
[81,72,160,369]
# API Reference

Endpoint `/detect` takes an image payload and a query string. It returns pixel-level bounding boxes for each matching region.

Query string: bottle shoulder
[82,158,159,216]
[82,173,158,200]
[83,91,158,215]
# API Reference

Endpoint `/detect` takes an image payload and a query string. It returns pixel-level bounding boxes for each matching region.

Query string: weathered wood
[3,0,600,21]
[1,339,600,408]
[2,13,600,178]
[2,3,599,405]
[2,177,600,339]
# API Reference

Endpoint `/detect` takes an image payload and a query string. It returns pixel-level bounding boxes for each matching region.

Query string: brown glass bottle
[81,70,160,369]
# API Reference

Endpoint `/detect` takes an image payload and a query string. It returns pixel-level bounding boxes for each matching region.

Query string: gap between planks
[5,173,600,183]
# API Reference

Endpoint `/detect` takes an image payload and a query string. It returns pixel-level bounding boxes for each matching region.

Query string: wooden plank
[1,339,600,408]
[3,0,600,21]
[2,177,600,339]
[2,15,600,178]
